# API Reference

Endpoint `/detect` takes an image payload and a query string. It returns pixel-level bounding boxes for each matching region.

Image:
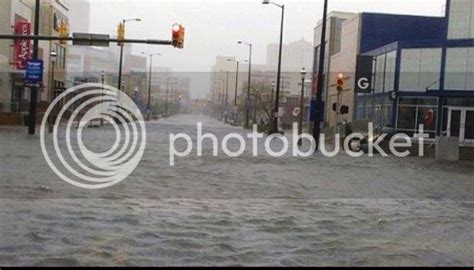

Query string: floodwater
[1,115,473,266]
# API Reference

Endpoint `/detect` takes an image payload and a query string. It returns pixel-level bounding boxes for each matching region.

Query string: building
[353,0,474,145]
[266,38,313,72]
[0,0,70,118]
[311,11,446,129]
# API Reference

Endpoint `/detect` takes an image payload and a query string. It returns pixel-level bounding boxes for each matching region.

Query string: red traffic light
[172,24,185,49]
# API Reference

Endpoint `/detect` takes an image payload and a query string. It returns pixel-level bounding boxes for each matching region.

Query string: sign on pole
[354,55,373,93]
[25,59,43,86]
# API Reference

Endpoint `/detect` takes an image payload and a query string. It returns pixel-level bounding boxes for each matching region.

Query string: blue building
[354,0,474,144]
[311,11,445,130]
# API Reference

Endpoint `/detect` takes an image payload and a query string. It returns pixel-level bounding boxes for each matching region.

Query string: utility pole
[27,0,41,135]
[298,68,307,146]
[313,0,329,151]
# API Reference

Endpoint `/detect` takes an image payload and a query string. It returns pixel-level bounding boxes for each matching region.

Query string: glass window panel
[400,49,421,91]
[398,106,417,130]
[385,51,396,92]
[374,54,386,93]
[449,0,474,39]
[445,47,469,90]
[400,49,441,92]
[465,111,474,140]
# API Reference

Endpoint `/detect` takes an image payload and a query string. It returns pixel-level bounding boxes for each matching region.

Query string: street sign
[293,107,301,117]
[73,33,110,47]
[355,55,373,93]
[25,59,43,86]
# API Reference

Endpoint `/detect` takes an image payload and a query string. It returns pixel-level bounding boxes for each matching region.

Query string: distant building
[266,38,313,72]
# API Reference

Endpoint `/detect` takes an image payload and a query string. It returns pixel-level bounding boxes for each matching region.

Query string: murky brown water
[1,115,473,266]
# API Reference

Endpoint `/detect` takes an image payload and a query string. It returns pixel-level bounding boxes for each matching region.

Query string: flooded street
[1,115,474,266]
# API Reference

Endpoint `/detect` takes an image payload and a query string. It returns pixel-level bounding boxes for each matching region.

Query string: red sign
[13,21,31,70]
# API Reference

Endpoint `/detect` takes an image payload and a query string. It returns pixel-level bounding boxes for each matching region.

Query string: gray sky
[88,0,446,97]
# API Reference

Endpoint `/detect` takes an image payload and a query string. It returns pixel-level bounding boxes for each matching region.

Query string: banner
[13,21,31,70]
[354,55,374,93]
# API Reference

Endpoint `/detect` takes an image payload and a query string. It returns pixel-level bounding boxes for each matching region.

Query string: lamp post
[313,0,329,151]
[238,41,252,129]
[298,67,307,146]
[117,18,141,92]
[48,49,57,134]
[49,50,57,102]
[262,0,285,134]
[228,59,248,125]
[141,52,162,121]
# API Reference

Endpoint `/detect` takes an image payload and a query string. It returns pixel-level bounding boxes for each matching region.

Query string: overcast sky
[88,0,446,97]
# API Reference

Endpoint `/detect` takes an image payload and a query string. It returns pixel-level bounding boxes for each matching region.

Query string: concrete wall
[325,14,360,128]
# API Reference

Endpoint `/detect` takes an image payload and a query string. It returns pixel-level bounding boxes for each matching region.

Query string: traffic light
[332,103,337,112]
[340,105,349,115]
[336,73,344,92]
[172,24,185,49]
[117,22,125,46]
[58,21,69,45]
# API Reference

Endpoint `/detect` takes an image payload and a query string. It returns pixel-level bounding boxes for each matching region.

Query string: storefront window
[399,48,442,92]
[397,97,438,138]
[445,47,474,91]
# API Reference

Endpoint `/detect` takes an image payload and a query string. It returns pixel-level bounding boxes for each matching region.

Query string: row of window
[378,47,474,92]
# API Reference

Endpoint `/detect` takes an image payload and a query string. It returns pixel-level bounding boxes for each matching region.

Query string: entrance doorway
[447,107,474,144]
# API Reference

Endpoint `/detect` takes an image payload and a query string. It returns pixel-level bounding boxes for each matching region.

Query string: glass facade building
[354,0,474,144]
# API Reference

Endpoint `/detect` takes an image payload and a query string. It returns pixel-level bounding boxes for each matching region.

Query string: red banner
[13,21,31,70]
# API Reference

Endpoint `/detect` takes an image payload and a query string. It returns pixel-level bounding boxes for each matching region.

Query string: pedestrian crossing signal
[172,24,185,49]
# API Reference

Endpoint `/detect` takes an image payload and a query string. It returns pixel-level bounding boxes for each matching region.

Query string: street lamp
[141,52,162,121]
[117,18,142,92]
[48,49,57,133]
[262,0,285,134]
[238,41,253,129]
[49,50,57,102]
[298,67,307,146]
[228,58,248,125]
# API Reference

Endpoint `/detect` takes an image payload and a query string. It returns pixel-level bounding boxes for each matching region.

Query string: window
[372,51,396,94]
[397,97,438,138]
[374,54,386,94]
[445,47,474,91]
[384,51,396,92]
[448,0,474,40]
[399,48,442,92]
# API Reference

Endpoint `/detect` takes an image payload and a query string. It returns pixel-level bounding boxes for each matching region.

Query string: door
[448,108,462,138]
[464,109,474,143]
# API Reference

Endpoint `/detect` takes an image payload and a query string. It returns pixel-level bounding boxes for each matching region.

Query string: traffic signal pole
[312,0,329,151]
[27,0,40,135]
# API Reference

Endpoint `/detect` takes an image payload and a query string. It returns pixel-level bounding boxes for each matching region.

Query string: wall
[325,14,361,128]
[360,13,446,54]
